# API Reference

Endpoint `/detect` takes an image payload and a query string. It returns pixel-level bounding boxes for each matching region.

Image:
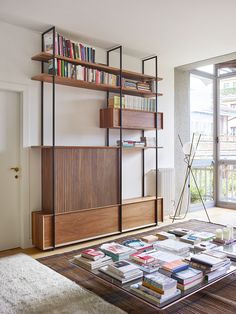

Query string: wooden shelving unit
[31,26,164,250]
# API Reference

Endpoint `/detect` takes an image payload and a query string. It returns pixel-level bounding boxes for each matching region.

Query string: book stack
[180,231,215,244]
[159,260,189,277]
[156,231,176,241]
[194,241,217,253]
[116,140,145,148]
[100,242,136,261]
[190,252,231,282]
[73,249,112,270]
[44,31,96,62]
[171,267,203,291]
[137,81,151,92]
[100,261,143,284]
[168,228,192,237]
[141,235,159,243]
[130,251,161,273]
[122,239,154,252]
[154,239,191,256]
[180,234,202,245]
[108,96,156,112]
[123,79,137,89]
[130,272,180,306]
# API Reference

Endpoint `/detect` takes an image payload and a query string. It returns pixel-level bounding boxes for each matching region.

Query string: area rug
[0,253,125,314]
[39,219,236,314]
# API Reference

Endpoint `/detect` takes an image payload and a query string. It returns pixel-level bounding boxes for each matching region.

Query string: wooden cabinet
[41,147,119,213]
[100,108,163,130]
[32,197,163,250]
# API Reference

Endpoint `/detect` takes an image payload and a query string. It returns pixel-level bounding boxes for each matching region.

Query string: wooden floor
[0,206,235,259]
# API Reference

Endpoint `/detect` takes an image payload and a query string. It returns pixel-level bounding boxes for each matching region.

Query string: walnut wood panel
[157,198,164,222]
[55,206,119,245]
[32,52,163,82]
[122,200,155,230]
[32,74,162,97]
[32,212,53,250]
[42,147,119,213]
[32,206,119,249]
[122,198,163,230]
[100,108,163,130]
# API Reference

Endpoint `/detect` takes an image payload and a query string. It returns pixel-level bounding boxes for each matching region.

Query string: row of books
[48,60,118,85]
[108,96,156,112]
[44,31,95,62]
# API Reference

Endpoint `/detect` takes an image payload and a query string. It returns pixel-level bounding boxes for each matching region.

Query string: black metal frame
[142,56,159,224]
[41,26,57,248]
[40,26,159,249]
[106,46,123,232]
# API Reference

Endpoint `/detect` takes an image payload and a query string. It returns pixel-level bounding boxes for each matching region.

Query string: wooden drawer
[32,206,119,250]
[122,197,163,231]
[100,108,163,130]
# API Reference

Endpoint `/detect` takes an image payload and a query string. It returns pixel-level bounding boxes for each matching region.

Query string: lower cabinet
[32,197,163,250]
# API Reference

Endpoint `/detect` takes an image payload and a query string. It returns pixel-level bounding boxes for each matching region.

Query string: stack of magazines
[100,242,136,261]
[130,272,180,306]
[73,248,112,270]
[100,261,143,284]
[190,251,231,282]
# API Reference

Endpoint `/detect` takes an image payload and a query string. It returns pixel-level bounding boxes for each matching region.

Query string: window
[231,127,236,136]
[190,74,214,205]
[224,82,230,89]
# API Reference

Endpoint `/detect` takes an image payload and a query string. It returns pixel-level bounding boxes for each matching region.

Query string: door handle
[10,167,20,172]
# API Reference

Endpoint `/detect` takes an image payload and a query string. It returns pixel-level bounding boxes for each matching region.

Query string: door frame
[189,69,216,209]
[216,71,236,209]
[0,80,31,249]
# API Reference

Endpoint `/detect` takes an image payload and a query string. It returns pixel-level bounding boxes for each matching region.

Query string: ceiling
[1,0,236,66]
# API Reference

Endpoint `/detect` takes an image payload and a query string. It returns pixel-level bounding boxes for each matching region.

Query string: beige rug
[0,253,125,314]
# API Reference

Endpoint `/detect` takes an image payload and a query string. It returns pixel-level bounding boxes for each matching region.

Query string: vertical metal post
[119,46,123,232]
[41,34,44,146]
[106,46,123,232]
[142,56,159,224]
[52,26,56,249]
[106,51,110,146]
[155,56,158,225]
[141,60,145,197]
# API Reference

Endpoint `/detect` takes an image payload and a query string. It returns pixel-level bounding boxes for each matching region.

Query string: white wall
[0,20,174,248]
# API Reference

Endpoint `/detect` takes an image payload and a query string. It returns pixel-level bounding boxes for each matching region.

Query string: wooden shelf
[123,196,161,205]
[117,146,163,149]
[32,52,163,82]
[100,108,163,130]
[31,74,162,97]
[31,145,119,149]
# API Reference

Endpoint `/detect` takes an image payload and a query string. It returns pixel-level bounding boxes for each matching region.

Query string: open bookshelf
[31,26,163,250]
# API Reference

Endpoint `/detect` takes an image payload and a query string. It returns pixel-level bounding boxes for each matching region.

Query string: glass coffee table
[71,256,236,310]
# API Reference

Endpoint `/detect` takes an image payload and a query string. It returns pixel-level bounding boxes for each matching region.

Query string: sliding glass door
[217,75,236,206]
[190,73,214,206]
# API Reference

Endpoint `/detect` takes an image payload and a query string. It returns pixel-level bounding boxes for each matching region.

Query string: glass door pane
[218,77,236,204]
[190,74,214,205]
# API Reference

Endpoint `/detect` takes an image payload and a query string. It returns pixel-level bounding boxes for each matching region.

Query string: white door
[0,90,20,251]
